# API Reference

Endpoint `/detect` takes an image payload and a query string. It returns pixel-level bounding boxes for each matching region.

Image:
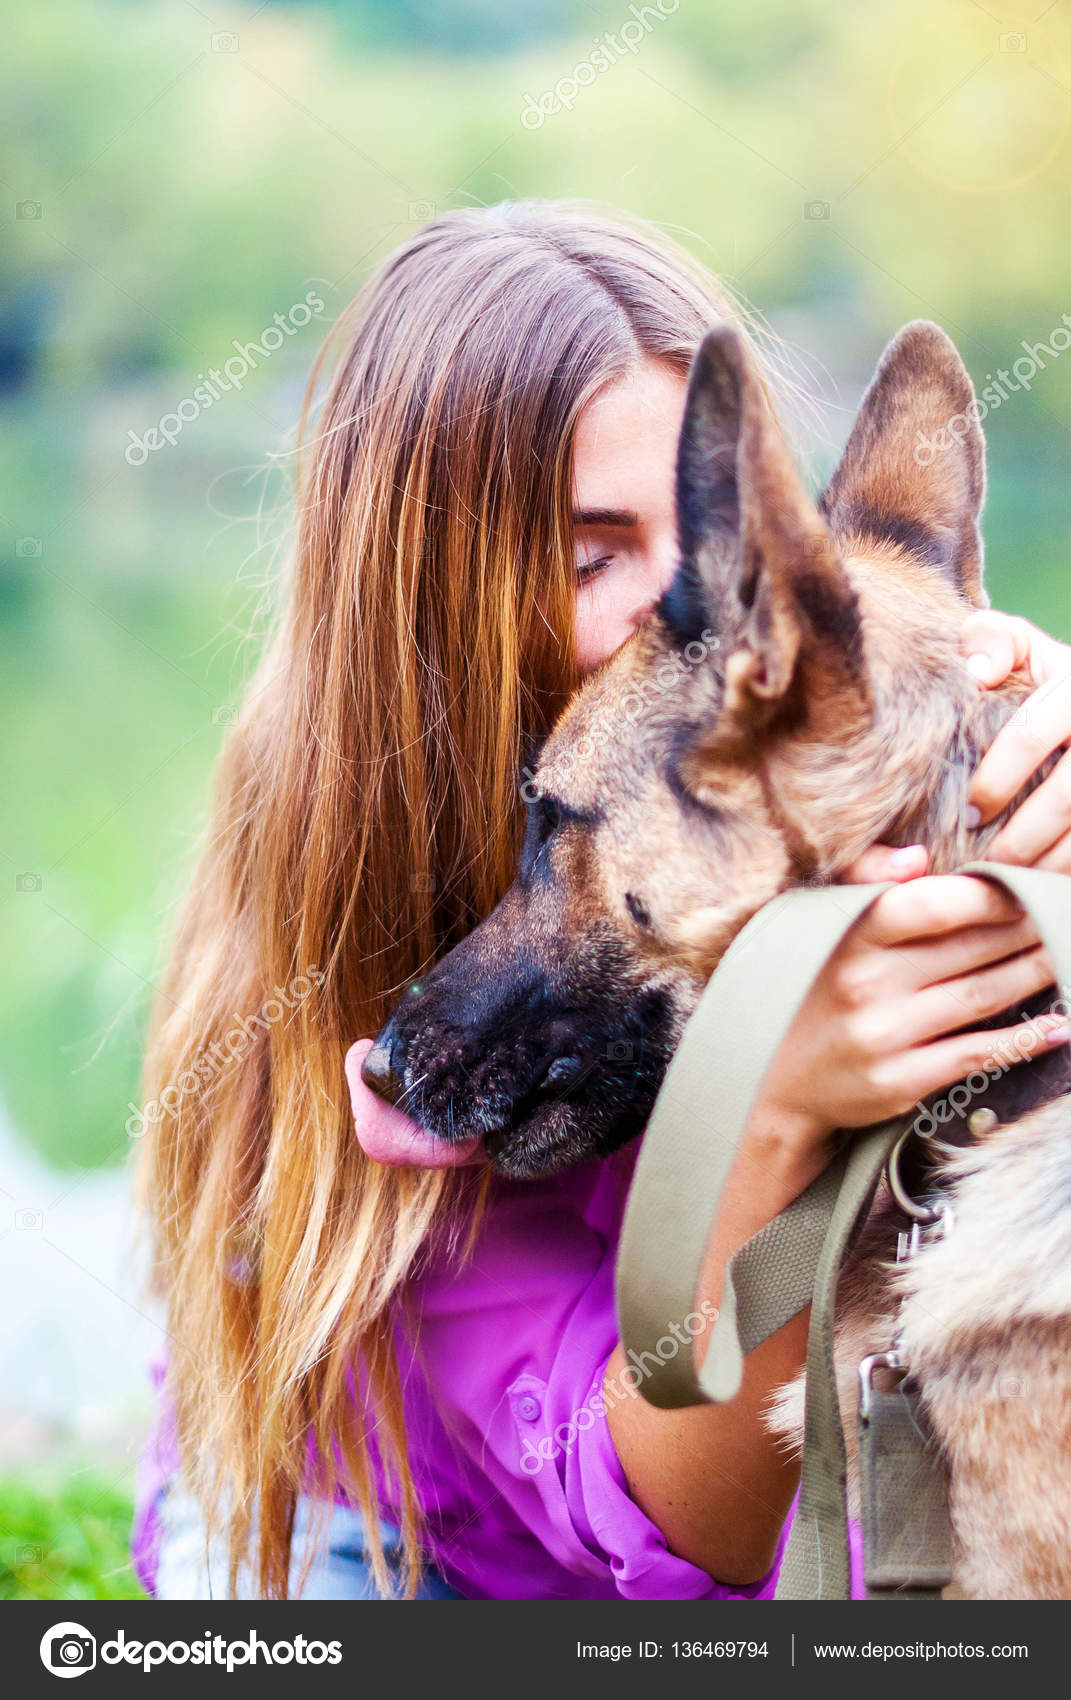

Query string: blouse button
[517,1394,541,1422]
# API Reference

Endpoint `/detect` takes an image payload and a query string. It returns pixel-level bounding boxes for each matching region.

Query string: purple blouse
[133,1145,860,1599]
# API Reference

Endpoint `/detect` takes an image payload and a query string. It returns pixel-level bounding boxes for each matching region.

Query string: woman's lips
[344,1040,484,1168]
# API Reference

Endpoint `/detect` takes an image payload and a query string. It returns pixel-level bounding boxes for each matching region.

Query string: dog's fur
[369,320,1071,1597]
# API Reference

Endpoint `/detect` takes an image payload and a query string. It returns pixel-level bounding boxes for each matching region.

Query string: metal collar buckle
[886,1129,955,1233]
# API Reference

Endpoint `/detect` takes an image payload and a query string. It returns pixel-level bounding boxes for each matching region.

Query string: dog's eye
[520,791,599,881]
[538,796,561,841]
[520,792,567,875]
[625,891,651,928]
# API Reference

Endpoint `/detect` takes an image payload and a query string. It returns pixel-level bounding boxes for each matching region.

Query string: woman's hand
[752,872,1066,1152]
[853,611,1071,880]
[960,610,1071,869]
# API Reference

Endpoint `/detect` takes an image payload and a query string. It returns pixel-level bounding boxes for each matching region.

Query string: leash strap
[615,861,1071,1600]
[616,879,892,1409]
[775,1114,905,1598]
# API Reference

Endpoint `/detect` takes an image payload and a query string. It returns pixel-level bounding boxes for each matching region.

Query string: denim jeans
[154,1487,462,1600]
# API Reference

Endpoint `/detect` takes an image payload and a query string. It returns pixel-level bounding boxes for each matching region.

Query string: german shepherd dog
[364,320,1071,1597]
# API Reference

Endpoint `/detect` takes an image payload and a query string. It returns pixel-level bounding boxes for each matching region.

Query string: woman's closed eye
[576,553,615,587]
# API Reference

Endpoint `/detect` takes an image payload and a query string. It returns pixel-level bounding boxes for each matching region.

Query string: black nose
[361,1039,404,1107]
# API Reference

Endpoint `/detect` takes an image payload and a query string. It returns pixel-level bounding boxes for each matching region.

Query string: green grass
[0,1470,148,1600]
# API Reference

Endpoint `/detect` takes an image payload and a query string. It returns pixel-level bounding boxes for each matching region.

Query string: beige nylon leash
[616,878,891,1411]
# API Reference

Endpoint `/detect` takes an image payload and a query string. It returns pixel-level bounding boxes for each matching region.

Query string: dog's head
[364,320,991,1176]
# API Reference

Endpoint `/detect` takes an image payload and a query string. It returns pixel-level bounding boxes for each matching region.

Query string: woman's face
[572,358,688,673]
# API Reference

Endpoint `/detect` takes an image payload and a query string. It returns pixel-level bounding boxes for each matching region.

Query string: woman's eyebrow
[571,506,639,528]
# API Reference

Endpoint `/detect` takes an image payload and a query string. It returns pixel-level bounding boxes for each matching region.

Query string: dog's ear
[820,320,987,608]
[662,324,863,729]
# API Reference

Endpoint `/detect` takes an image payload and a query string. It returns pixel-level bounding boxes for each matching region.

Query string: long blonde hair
[139,200,770,1597]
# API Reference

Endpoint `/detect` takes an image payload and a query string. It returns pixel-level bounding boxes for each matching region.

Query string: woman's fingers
[880,914,1043,990]
[970,675,1071,826]
[893,1008,1070,1113]
[893,944,1055,1050]
[860,874,1024,950]
[985,746,1071,864]
[841,843,928,884]
[965,618,1071,825]
[959,609,1043,687]
[1035,835,1071,876]
[961,609,1071,828]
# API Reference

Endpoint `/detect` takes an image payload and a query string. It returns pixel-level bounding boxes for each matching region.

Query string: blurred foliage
[0,1470,146,1599]
[3,0,1071,1168]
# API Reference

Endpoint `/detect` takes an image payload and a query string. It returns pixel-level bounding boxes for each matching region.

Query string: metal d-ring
[858,1348,906,1423]
[886,1128,943,1226]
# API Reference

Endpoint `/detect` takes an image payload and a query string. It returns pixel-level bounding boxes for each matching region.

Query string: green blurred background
[2,0,1070,1597]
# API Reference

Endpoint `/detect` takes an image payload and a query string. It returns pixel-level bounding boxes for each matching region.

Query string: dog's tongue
[344,1041,484,1169]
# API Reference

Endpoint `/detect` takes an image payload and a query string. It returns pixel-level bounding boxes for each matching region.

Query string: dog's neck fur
[851,669,1039,874]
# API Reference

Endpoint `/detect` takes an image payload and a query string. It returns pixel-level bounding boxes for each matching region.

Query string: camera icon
[16,871,42,892]
[16,200,42,220]
[40,1622,96,1677]
[16,537,43,556]
[408,201,436,222]
[211,31,239,52]
[999,31,1026,52]
[410,871,435,892]
[212,704,239,727]
[605,1040,634,1063]
[16,1543,44,1565]
[999,1375,1026,1398]
[15,1207,43,1231]
[804,200,831,221]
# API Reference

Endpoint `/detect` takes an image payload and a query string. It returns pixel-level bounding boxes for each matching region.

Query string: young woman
[134,201,1071,1601]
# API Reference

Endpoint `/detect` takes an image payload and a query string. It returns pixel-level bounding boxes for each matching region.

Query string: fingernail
[966,804,982,828]
[889,844,926,871]
[967,652,993,682]
[1043,1020,1071,1045]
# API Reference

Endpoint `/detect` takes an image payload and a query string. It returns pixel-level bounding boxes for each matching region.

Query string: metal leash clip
[858,1131,957,1423]
[858,1347,906,1423]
